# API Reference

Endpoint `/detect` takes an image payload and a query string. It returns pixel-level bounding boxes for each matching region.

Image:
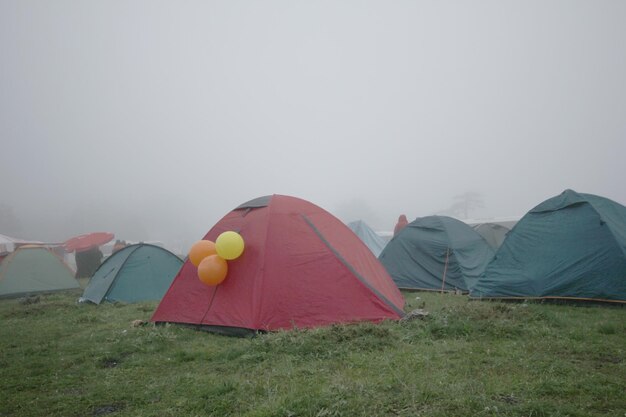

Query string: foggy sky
[1,1,625,251]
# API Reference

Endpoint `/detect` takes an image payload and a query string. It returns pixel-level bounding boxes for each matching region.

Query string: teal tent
[379,216,494,292]
[82,243,183,304]
[471,190,626,303]
[347,220,388,257]
[0,246,79,298]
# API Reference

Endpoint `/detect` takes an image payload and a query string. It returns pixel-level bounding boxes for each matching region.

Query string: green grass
[1,290,625,417]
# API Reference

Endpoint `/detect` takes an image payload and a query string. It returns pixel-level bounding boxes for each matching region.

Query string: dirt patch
[98,358,119,369]
[494,393,520,404]
[92,404,122,416]
[598,355,622,364]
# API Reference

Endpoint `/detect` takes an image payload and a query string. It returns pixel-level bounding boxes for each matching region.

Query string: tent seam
[101,245,142,303]
[301,214,405,318]
[254,195,274,329]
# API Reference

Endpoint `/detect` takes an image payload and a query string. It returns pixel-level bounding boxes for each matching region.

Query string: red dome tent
[152,195,404,335]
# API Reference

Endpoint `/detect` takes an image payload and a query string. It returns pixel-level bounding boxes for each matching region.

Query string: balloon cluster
[188,231,245,286]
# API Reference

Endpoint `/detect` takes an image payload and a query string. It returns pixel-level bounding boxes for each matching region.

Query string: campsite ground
[0,290,624,417]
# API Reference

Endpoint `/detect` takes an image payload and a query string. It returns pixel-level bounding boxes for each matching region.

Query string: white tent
[0,233,44,254]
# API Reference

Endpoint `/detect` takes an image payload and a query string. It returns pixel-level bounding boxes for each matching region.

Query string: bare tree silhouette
[447,192,485,219]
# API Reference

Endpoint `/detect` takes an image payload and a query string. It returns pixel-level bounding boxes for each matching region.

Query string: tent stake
[441,248,450,294]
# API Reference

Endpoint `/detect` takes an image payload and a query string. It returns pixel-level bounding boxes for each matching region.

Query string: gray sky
[1,1,625,251]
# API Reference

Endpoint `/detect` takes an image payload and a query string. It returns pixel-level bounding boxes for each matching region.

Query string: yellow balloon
[215,231,245,260]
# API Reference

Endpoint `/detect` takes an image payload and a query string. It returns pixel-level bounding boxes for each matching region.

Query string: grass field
[0,289,624,417]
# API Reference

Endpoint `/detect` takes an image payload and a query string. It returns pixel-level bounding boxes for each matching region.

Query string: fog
[2,1,625,253]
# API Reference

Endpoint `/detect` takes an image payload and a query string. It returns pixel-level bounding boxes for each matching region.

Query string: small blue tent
[379,216,494,292]
[82,243,183,304]
[347,220,388,257]
[471,190,626,303]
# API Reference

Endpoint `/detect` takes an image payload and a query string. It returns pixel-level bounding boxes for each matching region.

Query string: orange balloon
[189,240,217,267]
[197,255,228,286]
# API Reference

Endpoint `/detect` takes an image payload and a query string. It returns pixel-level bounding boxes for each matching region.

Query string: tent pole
[441,248,450,294]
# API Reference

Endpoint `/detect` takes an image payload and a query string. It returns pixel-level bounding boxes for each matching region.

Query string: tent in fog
[152,195,405,335]
[379,216,495,292]
[347,220,388,257]
[81,243,183,304]
[0,245,79,298]
[471,223,511,249]
[471,190,626,303]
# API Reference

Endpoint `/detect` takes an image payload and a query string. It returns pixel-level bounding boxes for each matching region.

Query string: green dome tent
[81,243,183,304]
[379,216,494,292]
[0,246,79,298]
[471,190,626,303]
